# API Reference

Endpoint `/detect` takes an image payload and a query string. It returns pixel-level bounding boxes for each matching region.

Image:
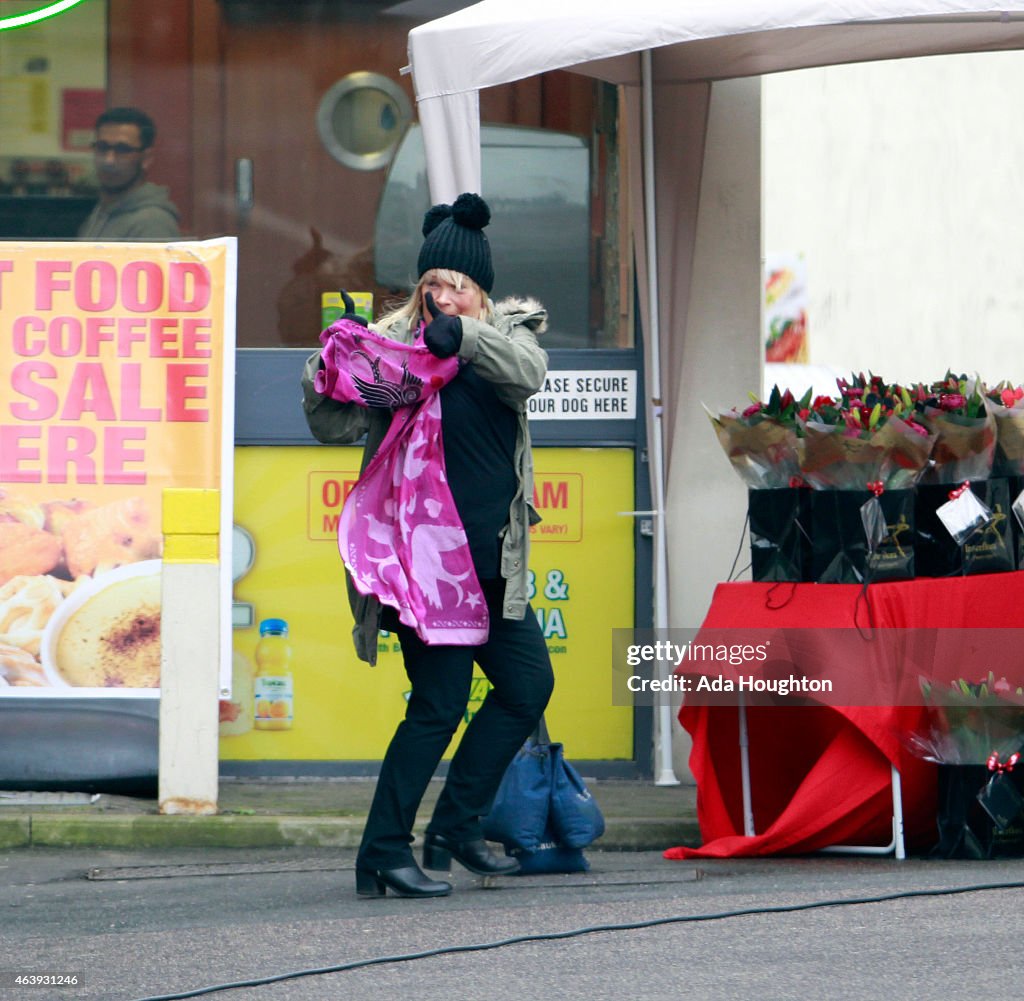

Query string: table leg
[739,696,756,836]
[819,764,905,858]
[739,698,905,858]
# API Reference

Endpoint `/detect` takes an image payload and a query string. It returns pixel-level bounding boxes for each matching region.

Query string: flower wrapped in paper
[796,376,934,582]
[912,377,1012,576]
[797,374,935,491]
[707,386,810,581]
[984,381,1024,477]
[706,384,807,490]
[907,672,1024,859]
[990,382,1024,569]
[911,672,1024,766]
[912,373,996,485]
[797,414,935,492]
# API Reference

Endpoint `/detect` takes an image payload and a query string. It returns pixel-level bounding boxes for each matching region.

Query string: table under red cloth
[664,573,1024,859]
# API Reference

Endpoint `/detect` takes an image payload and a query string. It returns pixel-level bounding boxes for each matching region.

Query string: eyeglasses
[91,141,147,156]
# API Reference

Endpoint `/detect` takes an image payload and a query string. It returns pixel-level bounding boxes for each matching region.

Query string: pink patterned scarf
[316,319,489,646]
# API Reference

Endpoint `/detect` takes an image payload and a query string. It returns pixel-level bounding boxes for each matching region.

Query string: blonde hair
[376,269,492,334]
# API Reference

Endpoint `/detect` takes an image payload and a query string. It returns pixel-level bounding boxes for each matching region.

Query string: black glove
[423,292,463,358]
[339,290,368,327]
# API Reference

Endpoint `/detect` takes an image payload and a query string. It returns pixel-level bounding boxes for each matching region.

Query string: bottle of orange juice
[253,618,293,730]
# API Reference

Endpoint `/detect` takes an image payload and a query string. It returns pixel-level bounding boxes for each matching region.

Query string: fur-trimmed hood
[492,296,548,335]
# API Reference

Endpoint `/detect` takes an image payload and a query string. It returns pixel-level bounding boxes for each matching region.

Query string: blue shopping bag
[482,720,605,867]
[507,821,590,874]
[549,742,605,849]
[481,738,551,852]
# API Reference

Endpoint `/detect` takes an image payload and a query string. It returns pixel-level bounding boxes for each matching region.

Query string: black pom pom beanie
[416,192,494,293]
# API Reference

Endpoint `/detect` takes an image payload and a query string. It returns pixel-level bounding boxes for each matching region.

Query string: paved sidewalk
[0,777,701,853]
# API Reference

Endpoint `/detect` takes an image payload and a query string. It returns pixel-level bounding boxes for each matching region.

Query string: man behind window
[78,106,181,240]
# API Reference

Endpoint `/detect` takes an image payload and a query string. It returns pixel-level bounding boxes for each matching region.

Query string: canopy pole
[642,49,679,787]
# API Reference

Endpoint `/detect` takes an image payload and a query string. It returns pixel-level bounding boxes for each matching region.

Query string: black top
[440,362,518,579]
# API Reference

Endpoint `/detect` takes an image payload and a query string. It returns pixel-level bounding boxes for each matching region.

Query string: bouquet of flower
[706,384,809,489]
[796,373,935,491]
[984,380,1024,476]
[909,672,1024,765]
[911,373,996,484]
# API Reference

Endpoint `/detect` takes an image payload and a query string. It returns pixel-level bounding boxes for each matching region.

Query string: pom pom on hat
[451,192,490,230]
[421,204,452,238]
[417,191,494,292]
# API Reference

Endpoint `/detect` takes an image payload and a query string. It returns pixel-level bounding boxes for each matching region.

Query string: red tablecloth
[664,573,1024,859]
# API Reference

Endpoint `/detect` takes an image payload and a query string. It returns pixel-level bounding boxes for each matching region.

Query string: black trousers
[357,580,554,870]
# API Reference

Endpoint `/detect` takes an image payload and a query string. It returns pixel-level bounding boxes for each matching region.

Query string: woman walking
[302,193,554,897]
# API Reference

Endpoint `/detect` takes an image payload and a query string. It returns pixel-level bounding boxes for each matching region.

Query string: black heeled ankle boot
[355,863,451,899]
[422,833,521,876]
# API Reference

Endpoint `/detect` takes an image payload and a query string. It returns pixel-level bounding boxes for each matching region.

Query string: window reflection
[0,0,630,350]
[376,125,592,349]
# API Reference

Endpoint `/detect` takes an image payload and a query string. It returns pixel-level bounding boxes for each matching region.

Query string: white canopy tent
[406,2,1024,782]
[410,2,1024,199]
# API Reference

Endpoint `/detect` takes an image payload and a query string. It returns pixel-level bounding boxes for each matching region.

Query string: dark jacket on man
[78,182,180,240]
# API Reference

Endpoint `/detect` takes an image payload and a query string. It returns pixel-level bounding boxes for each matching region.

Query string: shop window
[0,0,107,238]
[0,1,630,351]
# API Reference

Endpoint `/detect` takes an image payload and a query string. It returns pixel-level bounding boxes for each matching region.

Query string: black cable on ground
[129,878,1024,1001]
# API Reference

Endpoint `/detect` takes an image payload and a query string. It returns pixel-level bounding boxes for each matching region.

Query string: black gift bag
[932,764,996,859]
[1011,476,1024,570]
[747,488,810,582]
[810,489,914,584]
[915,478,1015,578]
[932,763,1024,859]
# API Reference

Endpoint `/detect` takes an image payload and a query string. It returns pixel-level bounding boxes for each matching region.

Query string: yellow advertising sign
[0,239,236,697]
[531,473,583,541]
[222,446,634,762]
[307,469,358,541]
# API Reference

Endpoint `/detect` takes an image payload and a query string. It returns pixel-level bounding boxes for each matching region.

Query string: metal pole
[738,695,755,836]
[642,48,679,786]
[891,764,906,860]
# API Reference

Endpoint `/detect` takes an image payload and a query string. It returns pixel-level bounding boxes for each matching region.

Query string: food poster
[764,251,809,363]
[0,238,237,696]
[222,446,635,761]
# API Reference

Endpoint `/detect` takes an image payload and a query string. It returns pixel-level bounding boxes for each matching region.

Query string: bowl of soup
[41,560,162,691]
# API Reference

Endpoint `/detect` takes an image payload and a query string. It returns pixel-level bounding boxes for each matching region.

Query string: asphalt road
[3,846,1024,1001]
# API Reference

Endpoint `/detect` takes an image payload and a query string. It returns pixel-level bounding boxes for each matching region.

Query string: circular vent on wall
[316,72,412,171]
